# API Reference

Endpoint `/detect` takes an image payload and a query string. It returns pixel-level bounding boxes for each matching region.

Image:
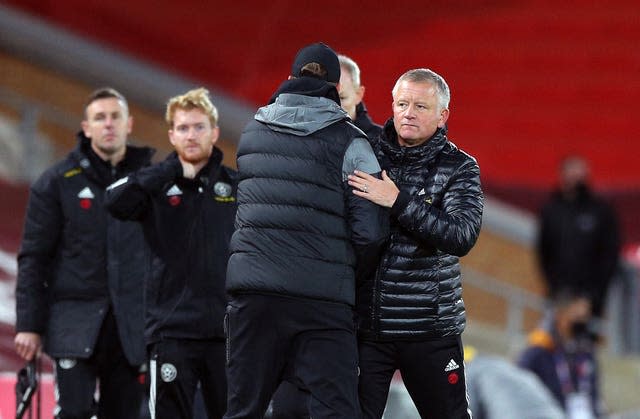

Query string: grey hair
[392,68,450,110]
[338,54,361,87]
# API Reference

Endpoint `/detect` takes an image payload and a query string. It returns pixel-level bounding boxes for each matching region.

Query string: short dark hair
[299,62,328,80]
[84,87,129,118]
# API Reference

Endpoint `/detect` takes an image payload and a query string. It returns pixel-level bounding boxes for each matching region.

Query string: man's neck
[179,157,210,179]
[191,161,208,176]
[92,146,126,167]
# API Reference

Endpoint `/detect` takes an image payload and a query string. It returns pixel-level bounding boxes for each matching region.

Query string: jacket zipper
[372,237,394,339]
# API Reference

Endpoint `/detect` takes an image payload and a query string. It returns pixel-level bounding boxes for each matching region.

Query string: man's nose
[403,105,416,118]
[187,127,199,138]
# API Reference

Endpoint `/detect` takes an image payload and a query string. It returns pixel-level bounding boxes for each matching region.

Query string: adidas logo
[166,184,183,196]
[418,188,426,196]
[77,187,94,199]
[444,359,459,372]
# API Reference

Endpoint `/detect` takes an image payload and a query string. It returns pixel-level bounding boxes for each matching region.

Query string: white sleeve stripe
[106,176,129,191]
[149,358,156,419]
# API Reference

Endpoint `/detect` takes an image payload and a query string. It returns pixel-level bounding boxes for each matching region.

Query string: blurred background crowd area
[1,0,639,417]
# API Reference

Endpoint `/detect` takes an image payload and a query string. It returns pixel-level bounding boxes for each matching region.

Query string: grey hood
[255,93,348,136]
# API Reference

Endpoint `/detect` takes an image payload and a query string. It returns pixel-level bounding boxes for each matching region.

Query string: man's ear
[168,129,176,147]
[438,108,450,128]
[81,120,90,138]
[126,116,133,135]
[357,85,366,104]
[211,126,220,146]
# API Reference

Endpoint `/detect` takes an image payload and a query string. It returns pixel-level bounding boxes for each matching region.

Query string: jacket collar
[71,131,154,186]
[269,76,340,105]
[378,118,448,167]
[166,146,224,185]
[354,102,380,134]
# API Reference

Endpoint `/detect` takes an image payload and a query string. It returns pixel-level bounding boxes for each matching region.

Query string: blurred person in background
[518,292,604,418]
[338,54,382,139]
[537,155,620,335]
[464,346,565,419]
[348,68,483,419]
[14,87,152,419]
[105,88,237,419]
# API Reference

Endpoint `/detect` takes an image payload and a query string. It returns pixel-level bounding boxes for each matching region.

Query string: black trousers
[358,336,471,419]
[149,338,227,419]
[54,311,144,419]
[269,381,310,419]
[223,294,360,419]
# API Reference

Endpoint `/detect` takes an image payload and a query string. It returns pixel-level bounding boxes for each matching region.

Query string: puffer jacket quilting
[357,120,484,340]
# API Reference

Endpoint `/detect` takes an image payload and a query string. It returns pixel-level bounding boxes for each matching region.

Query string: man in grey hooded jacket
[224,42,389,419]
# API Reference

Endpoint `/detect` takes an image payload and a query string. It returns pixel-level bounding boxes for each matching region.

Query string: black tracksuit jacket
[105,149,237,344]
[16,133,153,365]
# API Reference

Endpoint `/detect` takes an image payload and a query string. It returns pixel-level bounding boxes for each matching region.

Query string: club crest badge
[214,182,232,198]
[58,358,77,370]
[166,184,183,207]
[160,363,177,382]
[77,187,94,210]
[448,372,459,384]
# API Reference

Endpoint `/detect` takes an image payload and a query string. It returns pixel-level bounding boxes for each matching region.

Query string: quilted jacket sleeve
[105,157,182,221]
[390,156,483,256]
[16,171,62,333]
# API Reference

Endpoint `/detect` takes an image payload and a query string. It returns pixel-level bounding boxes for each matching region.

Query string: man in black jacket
[15,87,153,419]
[537,155,620,323]
[224,42,389,419]
[348,68,483,419]
[268,52,386,419]
[105,88,236,419]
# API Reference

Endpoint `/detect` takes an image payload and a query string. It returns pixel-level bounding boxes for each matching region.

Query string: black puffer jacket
[16,133,153,364]
[227,77,388,306]
[357,120,483,340]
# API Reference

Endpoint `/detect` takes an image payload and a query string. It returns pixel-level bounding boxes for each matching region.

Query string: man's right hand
[14,332,41,361]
